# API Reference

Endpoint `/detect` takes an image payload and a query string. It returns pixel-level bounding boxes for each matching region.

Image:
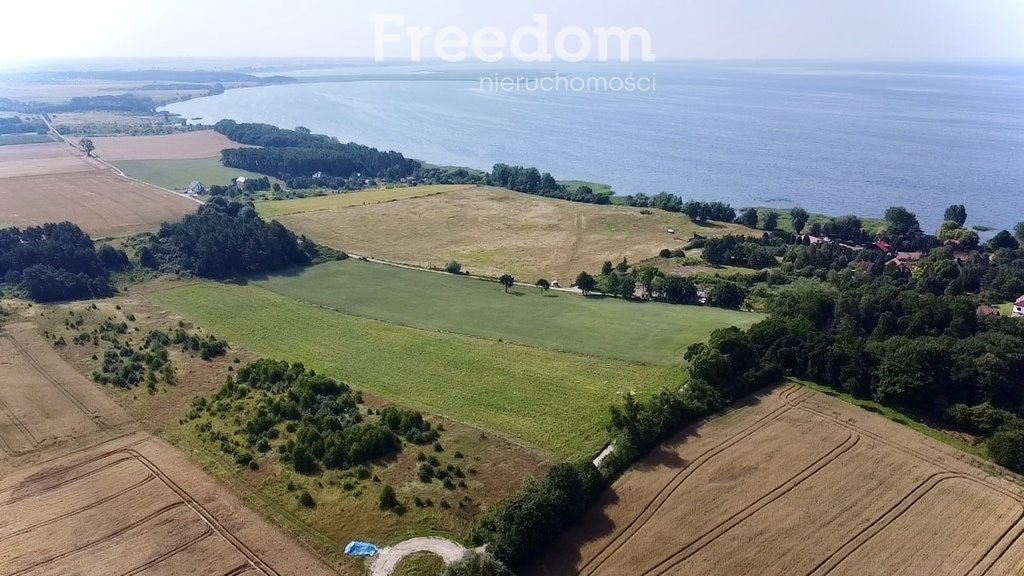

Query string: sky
[2,0,1023,63]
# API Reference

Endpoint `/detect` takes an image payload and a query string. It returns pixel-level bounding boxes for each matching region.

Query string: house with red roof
[1014,295,1024,318]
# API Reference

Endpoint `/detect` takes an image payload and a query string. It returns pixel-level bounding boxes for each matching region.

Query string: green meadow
[151,282,681,458]
[114,157,272,190]
[253,260,763,366]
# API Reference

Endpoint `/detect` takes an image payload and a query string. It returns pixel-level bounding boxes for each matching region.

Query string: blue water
[163,61,1024,231]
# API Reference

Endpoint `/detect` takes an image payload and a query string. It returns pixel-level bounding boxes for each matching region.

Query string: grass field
[754,207,889,235]
[0,133,54,146]
[271,186,757,281]
[150,283,681,457]
[254,260,762,366]
[534,385,1024,576]
[560,180,614,195]
[256,185,476,219]
[115,157,271,190]
[30,294,549,576]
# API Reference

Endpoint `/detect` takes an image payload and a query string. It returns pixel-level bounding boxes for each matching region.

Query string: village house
[1014,295,1024,318]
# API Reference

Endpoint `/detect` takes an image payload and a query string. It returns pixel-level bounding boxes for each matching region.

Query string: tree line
[215,120,420,184]
[486,164,612,204]
[0,116,47,135]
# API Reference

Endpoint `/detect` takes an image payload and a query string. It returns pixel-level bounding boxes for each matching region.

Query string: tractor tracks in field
[579,385,812,576]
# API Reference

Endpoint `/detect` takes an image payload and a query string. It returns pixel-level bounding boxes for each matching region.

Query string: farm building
[1014,295,1024,318]
[235,176,247,188]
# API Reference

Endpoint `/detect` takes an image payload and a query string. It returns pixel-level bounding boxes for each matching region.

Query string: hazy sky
[3,0,1023,63]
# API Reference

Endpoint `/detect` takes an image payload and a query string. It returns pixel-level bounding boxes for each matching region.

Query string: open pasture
[0,432,334,576]
[115,157,270,191]
[268,186,756,281]
[150,282,681,458]
[534,384,1024,576]
[253,259,762,366]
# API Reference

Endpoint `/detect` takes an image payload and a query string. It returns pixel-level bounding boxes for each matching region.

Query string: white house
[1014,295,1024,318]
[235,176,247,188]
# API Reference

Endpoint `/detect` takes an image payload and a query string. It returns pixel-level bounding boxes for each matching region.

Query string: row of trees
[0,223,122,302]
[487,164,612,204]
[0,116,47,135]
[572,261,746,309]
[702,235,783,268]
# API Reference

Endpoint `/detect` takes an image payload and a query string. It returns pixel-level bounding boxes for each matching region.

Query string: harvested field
[0,141,196,236]
[89,131,247,161]
[0,170,197,236]
[0,142,96,178]
[0,323,129,458]
[534,384,1024,576]
[0,432,334,576]
[271,186,756,281]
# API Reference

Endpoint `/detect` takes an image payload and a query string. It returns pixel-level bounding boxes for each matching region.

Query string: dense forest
[215,120,420,184]
[0,223,120,302]
[142,197,317,278]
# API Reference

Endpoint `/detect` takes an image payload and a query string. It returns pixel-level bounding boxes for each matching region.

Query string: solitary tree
[379,485,400,511]
[633,265,661,298]
[884,206,921,237]
[763,211,780,231]
[535,278,551,292]
[709,281,746,310]
[989,230,1020,251]
[575,271,596,295]
[738,208,759,229]
[790,207,810,234]
[498,274,515,293]
[445,260,462,274]
[79,138,95,157]
[944,204,968,226]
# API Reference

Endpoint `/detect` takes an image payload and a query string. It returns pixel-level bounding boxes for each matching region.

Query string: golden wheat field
[534,385,1024,576]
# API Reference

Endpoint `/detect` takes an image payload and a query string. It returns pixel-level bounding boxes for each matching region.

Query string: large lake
[164,61,1024,231]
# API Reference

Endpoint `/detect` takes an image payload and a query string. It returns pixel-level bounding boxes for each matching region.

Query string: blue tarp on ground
[345,541,379,557]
